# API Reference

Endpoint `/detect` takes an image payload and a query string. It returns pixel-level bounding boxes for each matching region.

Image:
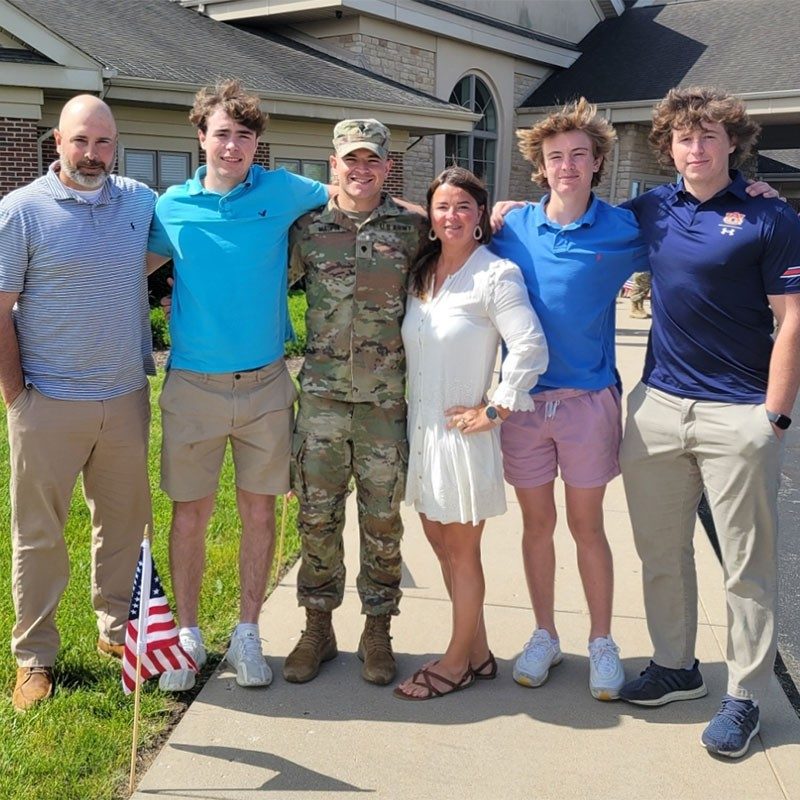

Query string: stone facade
[508,73,549,202]
[322,33,435,202]
[610,122,674,203]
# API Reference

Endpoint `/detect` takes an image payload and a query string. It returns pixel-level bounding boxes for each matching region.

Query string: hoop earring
[428,228,438,241]
[473,225,483,241]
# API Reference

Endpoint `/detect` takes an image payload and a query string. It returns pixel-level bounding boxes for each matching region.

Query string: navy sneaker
[701,696,760,758]
[619,659,707,706]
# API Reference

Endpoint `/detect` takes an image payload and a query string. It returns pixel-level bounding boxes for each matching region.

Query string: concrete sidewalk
[133,299,800,800]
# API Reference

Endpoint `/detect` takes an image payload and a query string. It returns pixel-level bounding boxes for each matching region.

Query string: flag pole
[129,524,151,796]
[272,493,289,588]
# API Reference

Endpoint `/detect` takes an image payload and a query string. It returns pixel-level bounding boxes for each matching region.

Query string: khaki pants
[8,386,152,666]
[620,383,782,699]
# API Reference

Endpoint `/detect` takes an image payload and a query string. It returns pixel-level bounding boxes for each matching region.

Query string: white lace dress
[402,245,548,524]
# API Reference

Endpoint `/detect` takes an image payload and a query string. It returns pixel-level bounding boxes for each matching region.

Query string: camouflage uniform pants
[630,271,651,303]
[291,392,407,615]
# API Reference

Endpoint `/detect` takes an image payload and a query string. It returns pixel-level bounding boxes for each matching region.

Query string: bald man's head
[54,94,118,190]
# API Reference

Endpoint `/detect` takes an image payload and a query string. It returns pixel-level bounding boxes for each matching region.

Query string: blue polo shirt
[627,171,800,403]
[490,194,649,392]
[148,165,328,372]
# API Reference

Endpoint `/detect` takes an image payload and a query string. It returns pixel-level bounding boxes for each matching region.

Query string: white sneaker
[513,629,562,687]
[158,630,206,692]
[588,635,625,700]
[226,630,273,687]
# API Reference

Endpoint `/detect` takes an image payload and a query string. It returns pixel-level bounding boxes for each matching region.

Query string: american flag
[122,538,197,695]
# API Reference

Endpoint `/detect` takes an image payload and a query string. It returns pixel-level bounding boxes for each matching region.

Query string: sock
[179,626,202,643]
[235,622,259,639]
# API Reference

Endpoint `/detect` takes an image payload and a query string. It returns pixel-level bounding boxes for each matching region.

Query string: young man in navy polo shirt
[619,87,800,758]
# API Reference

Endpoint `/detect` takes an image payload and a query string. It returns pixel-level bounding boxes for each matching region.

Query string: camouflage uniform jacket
[290,194,427,404]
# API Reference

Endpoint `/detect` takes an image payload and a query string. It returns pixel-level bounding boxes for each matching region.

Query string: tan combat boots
[357,614,395,685]
[283,609,338,683]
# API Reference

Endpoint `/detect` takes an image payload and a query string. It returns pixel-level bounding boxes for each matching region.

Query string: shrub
[150,307,170,350]
[286,290,307,358]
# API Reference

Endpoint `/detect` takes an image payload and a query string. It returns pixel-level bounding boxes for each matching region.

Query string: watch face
[769,411,792,430]
[486,405,498,420]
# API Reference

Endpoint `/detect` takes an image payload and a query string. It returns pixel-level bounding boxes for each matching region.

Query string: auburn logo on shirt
[722,211,745,226]
[719,210,746,237]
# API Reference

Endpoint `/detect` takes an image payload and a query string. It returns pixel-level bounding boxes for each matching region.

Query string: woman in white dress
[394,167,548,700]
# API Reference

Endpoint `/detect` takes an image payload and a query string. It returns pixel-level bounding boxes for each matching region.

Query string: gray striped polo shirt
[0,165,156,400]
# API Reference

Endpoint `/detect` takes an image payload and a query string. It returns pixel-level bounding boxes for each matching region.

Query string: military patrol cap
[333,119,391,159]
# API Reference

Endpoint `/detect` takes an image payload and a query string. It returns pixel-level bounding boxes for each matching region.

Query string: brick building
[1,0,798,204]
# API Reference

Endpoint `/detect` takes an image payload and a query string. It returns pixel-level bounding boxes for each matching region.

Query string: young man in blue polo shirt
[147,80,331,692]
[619,87,800,758]
[489,99,649,701]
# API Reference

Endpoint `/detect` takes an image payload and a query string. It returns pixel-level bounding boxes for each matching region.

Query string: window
[629,176,671,198]
[125,150,191,193]
[445,75,498,199]
[275,158,329,183]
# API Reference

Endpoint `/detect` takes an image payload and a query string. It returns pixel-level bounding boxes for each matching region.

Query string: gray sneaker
[159,630,206,692]
[588,635,625,700]
[226,630,273,687]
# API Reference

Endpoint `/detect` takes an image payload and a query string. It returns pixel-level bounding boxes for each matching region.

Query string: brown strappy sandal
[393,664,475,701]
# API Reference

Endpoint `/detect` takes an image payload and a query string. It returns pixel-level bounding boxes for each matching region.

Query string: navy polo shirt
[627,171,800,403]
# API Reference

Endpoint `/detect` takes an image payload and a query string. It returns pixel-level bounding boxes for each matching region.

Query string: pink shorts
[501,386,622,489]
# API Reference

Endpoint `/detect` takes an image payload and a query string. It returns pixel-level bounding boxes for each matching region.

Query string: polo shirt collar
[46,161,120,204]
[672,170,748,202]
[187,165,256,196]
[534,192,599,230]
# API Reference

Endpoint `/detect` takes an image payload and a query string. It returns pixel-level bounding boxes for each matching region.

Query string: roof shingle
[10,0,455,111]
[523,0,800,107]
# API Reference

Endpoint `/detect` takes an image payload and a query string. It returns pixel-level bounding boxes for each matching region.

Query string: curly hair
[188,79,267,136]
[409,166,491,299]
[516,97,616,189]
[649,86,760,169]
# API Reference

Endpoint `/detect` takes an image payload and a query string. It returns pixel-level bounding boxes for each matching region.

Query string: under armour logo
[720,227,735,236]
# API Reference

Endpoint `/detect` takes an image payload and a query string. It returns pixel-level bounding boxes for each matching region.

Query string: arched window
[446,75,497,199]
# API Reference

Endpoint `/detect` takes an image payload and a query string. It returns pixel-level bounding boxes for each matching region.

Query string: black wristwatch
[485,405,503,426]
[767,410,792,430]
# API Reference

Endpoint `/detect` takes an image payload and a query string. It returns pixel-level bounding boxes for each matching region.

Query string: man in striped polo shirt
[0,95,156,711]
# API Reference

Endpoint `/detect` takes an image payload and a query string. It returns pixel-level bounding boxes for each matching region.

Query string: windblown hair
[516,97,616,189]
[409,166,491,299]
[649,86,760,169]
[189,79,267,136]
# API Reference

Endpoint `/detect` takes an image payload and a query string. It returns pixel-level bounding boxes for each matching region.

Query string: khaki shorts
[159,359,297,501]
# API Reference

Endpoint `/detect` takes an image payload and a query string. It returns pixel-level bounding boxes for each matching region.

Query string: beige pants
[8,386,152,666]
[620,383,782,700]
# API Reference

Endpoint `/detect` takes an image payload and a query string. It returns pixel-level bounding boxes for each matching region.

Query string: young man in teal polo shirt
[147,79,331,692]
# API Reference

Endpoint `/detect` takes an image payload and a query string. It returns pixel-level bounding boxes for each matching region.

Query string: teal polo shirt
[149,165,328,372]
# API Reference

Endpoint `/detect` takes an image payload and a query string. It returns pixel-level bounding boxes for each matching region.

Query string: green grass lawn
[0,370,302,800]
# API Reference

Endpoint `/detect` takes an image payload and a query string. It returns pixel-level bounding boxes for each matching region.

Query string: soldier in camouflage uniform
[283,120,427,685]
[629,271,651,318]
